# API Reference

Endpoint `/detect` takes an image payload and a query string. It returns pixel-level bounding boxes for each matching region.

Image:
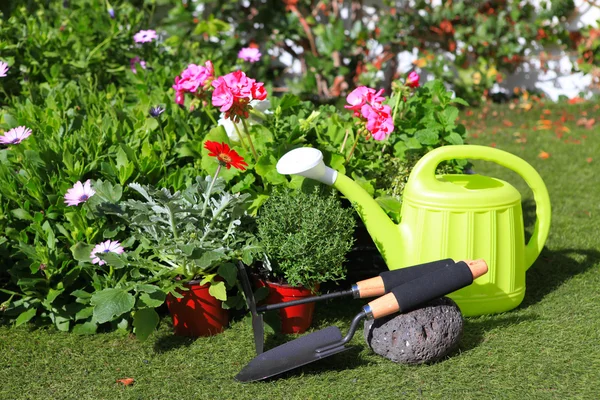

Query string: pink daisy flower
[0,61,8,78]
[0,126,32,145]
[90,240,125,265]
[130,57,147,74]
[64,180,96,206]
[133,29,158,43]
[238,47,262,63]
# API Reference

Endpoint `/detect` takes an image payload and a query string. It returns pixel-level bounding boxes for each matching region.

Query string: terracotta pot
[257,280,319,334]
[166,280,229,337]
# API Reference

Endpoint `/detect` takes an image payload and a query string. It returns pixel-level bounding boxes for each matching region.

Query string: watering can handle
[414,145,551,270]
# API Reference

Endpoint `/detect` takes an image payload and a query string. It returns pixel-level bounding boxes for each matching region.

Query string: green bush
[256,187,356,290]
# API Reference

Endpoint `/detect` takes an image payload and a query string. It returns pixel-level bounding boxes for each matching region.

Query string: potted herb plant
[255,186,356,333]
[102,142,259,336]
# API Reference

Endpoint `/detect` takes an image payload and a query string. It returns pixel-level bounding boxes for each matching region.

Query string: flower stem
[340,129,350,153]
[205,108,218,126]
[345,129,361,164]
[232,121,249,153]
[201,164,221,217]
[241,118,258,161]
[392,90,403,123]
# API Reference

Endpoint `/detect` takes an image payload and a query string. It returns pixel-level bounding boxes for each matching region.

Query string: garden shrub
[0,0,475,336]
[256,187,356,290]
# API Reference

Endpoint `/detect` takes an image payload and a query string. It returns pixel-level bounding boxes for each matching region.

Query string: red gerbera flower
[204,140,248,171]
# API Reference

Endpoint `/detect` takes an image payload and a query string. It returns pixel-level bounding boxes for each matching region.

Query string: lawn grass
[1,101,599,400]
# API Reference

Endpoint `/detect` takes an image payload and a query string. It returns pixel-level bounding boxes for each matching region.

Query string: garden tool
[235,259,488,382]
[238,258,466,355]
[276,145,551,316]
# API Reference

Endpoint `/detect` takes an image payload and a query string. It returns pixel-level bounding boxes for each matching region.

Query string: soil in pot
[166,280,229,337]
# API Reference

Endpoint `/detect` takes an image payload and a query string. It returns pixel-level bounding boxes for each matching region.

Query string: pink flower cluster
[345,86,394,141]
[211,71,267,121]
[172,61,214,105]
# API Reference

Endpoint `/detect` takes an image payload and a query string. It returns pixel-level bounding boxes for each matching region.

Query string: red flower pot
[166,281,229,337]
[258,280,319,334]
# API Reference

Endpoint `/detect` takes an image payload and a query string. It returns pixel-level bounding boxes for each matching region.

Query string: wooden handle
[366,292,400,319]
[466,259,488,279]
[354,276,385,298]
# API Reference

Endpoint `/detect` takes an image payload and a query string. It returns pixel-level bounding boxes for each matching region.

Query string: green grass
[2,101,599,399]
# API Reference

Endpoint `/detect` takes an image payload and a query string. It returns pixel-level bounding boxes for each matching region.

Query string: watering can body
[276,145,551,317]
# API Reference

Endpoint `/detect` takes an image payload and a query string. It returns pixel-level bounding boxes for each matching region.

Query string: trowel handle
[353,258,455,298]
[364,260,488,319]
[412,145,551,270]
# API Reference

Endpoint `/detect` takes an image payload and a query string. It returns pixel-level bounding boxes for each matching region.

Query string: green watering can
[276,145,551,316]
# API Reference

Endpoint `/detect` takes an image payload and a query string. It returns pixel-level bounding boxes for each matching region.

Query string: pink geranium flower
[0,126,32,145]
[0,61,8,78]
[344,86,385,117]
[211,70,267,120]
[90,240,125,265]
[238,47,262,63]
[174,90,185,105]
[363,104,394,141]
[133,29,157,43]
[64,180,96,206]
[173,61,214,93]
[406,71,420,88]
[345,86,394,141]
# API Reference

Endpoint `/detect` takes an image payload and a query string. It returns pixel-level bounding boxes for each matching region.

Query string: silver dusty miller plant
[103,176,260,301]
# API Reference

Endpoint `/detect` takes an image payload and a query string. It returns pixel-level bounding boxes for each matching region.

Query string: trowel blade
[235,326,348,382]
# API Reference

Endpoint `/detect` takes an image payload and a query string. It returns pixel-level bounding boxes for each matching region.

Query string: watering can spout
[276,148,405,269]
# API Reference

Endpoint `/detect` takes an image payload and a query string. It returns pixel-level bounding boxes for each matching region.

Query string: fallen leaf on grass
[587,157,593,163]
[538,151,550,159]
[576,117,595,129]
[502,119,514,127]
[536,119,553,130]
[117,378,135,386]
[568,97,585,104]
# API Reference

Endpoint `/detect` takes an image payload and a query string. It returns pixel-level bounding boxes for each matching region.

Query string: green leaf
[439,107,459,129]
[255,155,287,185]
[53,315,70,332]
[75,306,94,320]
[115,148,128,169]
[11,208,33,221]
[444,132,464,145]
[351,174,375,196]
[217,263,237,287]
[194,250,225,269]
[98,252,125,269]
[90,288,135,324]
[133,308,159,341]
[415,129,440,145]
[92,180,123,203]
[451,97,469,106]
[15,308,37,327]
[2,113,19,129]
[138,291,166,309]
[71,242,94,263]
[72,321,98,335]
[375,195,403,214]
[208,281,227,301]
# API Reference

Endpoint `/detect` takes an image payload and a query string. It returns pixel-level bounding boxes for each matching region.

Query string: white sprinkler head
[276,147,337,186]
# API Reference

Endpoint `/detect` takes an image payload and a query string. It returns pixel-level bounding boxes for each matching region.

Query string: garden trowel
[235,259,488,382]
[237,258,473,356]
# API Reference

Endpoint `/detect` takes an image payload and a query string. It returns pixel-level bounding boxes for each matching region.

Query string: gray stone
[364,297,463,365]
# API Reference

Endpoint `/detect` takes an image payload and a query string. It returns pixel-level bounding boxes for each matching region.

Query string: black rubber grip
[390,261,473,312]
[379,258,455,293]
